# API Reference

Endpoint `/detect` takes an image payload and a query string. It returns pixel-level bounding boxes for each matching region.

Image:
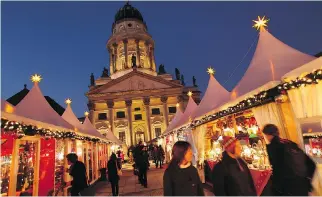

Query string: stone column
[145,41,151,69]
[151,47,156,71]
[161,96,169,128]
[125,100,133,145]
[123,39,129,68]
[135,39,141,67]
[113,43,118,72]
[87,101,95,125]
[148,45,153,70]
[177,95,185,113]
[107,100,114,134]
[143,97,152,141]
[108,48,114,75]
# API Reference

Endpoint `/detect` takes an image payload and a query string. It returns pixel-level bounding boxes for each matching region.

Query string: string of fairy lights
[0,119,111,144]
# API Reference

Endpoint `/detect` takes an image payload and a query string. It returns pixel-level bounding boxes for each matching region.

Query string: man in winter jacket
[262,124,316,196]
[212,136,256,196]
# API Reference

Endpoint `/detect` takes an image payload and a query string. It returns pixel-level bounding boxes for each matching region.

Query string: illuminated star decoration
[207,67,215,75]
[176,103,180,108]
[65,98,72,105]
[84,111,89,116]
[187,91,193,97]
[253,16,269,31]
[31,74,42,83]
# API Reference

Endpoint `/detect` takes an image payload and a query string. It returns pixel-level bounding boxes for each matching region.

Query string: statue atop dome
[90,73,95,86]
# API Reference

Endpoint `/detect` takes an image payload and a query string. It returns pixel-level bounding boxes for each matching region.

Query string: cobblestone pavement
[94,162,213,196]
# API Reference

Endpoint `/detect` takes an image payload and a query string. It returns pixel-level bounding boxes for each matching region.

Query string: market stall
[0,75,110,196]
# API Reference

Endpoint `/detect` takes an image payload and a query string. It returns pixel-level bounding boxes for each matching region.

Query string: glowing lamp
[31,74,42,83]
[65,98,72,105]
[187,91,193,97]
[253,16,269,31]
[207,67,215,75]
[176,103,180,107]
[84,111,89,117]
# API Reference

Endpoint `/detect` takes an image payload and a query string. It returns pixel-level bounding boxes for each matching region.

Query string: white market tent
[192,72,230,120]
[231,28,316,99]
[162,106,183,136]
[172,95,198,130]
[14,80,76,131]
[62,101,107,140]
[82,116,123,145]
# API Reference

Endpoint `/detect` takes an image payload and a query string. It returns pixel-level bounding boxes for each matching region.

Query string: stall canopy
[192,71,230,120]
[282,57,322,81]
[232,28,316,99]
[173,94,198,130]
[14,78,75,130]
[82,116,122,144]
[162,106,183,136]
[62,100,106,140]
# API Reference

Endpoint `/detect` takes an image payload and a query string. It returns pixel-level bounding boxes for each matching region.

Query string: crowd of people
[63,124,316,196]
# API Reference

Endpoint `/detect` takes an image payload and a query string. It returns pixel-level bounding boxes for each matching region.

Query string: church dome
[114,2,144,23]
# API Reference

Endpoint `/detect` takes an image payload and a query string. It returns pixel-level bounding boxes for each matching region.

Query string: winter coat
[266,136,315,195]
[212,152,256,196]
[163,163,204,196]
[107,160,121,183]
[69,161,88,192]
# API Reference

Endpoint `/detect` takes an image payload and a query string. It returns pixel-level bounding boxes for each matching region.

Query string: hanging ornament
[16,129,25,139]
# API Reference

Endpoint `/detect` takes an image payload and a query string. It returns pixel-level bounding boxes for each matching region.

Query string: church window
[134,107,141,111]
[119,131,126,143]
[98,113,107,120]
[134,114,142,120]
[151,108,160,115]
[155,128,161,138]
[116,111,125,119]
[168,107,177,114]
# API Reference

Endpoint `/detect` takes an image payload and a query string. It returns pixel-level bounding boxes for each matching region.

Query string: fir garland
[0,119,110,144]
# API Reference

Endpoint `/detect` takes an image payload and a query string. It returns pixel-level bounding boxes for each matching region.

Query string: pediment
[90,71,182,94]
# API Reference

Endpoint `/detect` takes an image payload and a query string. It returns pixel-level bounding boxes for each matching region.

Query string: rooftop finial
[24,84,27,89]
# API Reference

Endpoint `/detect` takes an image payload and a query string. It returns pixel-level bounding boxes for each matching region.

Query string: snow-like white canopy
[282,57,322,81]
[14,82,75,130]
[62,104,107,140]
[232,28,316,99]
[173,96,198,130]
[82,116,117,142]
[105,129,123,145]
[162,107,183,136]
[192,74,230,120]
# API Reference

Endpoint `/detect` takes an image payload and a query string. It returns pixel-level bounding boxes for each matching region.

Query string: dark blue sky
[2,1,322,117]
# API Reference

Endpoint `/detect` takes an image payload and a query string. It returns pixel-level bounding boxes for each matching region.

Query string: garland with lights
[161,69,322,139]
[1,119,111,144]
[278,69,322,91]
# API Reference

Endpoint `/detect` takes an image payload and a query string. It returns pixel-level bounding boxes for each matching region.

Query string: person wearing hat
[262,124,316,196]
[211,136,256,196]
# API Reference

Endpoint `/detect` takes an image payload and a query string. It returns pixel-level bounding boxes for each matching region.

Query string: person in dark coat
[156,145,165,168]
[107,153,121,196]
[212,136,256,196]
[66,153,88,196]
[163,141,204,196]
[262,124,316,196]
[138,146,149,187]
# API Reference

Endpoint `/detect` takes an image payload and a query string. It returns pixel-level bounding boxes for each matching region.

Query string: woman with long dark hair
[163,141,204,196]
[107,153,121,196]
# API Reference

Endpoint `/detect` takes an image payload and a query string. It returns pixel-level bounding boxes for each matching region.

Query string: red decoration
[0,131,15,156]
[38,138,55,196]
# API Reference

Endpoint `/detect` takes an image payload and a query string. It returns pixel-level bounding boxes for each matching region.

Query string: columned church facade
[86,2,201,146]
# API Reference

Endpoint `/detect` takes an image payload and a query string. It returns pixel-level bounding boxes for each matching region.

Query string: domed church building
[86,2,201,146]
